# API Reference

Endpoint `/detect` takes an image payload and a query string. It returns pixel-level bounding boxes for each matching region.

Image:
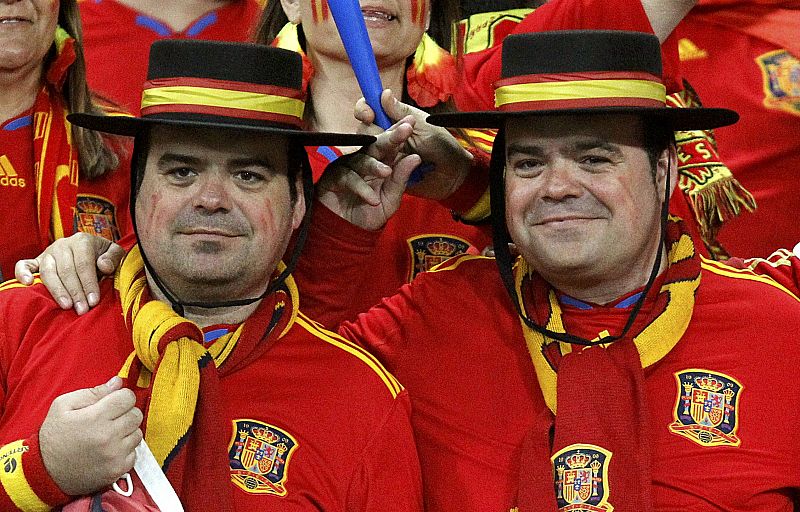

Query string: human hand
[39,376,143,496]
[354,89,474,200]
[14,233,124,315]
[317,116,421,230]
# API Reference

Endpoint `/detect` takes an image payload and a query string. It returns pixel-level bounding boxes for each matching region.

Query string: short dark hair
[642,120,675,182]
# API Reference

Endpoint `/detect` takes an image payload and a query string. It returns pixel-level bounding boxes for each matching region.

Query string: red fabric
[80,0,262,115]
[332,242,800,510]
[454,0,682,113]
[0,108,131,281]
[299,147,491,326]
[0,113,41,282]
[0,277,422,510]
[60,471,160,511]
[678,6,800,257]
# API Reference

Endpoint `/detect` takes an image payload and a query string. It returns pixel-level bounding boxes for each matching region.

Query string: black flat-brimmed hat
[68,40,374,147]
[428,30,738,130]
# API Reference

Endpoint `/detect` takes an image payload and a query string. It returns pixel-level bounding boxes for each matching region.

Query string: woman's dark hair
[47,0,122,179]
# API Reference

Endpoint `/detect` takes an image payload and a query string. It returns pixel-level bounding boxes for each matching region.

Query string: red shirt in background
[80,0,262,114]
[678,2,800,257]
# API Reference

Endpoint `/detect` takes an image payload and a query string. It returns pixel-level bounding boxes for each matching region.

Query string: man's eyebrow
[157,153,203,167]
[572,139,623,154]
[506,143,545,157]
[228,157,274,169]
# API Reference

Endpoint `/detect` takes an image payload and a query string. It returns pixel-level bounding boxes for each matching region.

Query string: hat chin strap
[492,127,671,347]
[129,141,314,317]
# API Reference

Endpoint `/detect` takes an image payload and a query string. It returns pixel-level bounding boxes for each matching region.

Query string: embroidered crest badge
[668,369,743,447]
[756,49,800,117]
[407,234,470,281]
[74,194,121,242]
[228,419,299,496]
[552,443,613,512]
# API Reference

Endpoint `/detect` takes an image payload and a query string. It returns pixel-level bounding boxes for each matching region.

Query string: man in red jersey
[0,40,421,511]
[312,31,800,511]
[80,0,262,115]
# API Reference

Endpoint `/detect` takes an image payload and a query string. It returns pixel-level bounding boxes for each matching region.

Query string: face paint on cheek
[310,0,330,24]
[410,0,428,27]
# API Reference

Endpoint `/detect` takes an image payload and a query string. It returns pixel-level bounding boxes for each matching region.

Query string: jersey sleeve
[292,203,383,327]
[345,390,423,512]
[726,249,800,297]
[455,0,681,113]
[0,294,69,511]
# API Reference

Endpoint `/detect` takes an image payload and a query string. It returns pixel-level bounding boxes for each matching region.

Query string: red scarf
[516,218,701,511]
[115,246,297,511]
[34,27,81,248]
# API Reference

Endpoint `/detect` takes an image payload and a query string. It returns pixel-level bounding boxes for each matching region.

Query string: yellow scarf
[115,245,297,467]
[517,218,701,413]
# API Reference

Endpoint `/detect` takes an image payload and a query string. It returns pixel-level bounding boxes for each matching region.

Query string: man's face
[135,125,305,302]
[0,0,59,73]
[504,114,671,295]
[281,0,427,68]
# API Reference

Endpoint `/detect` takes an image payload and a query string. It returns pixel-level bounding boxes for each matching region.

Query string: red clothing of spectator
[80,0,262,115]
[678,1,800,257]
[0,273,422,510]
[0,111,131,282]
[452,0,683,113]
[305,145,491,322]
[332,230,800,511]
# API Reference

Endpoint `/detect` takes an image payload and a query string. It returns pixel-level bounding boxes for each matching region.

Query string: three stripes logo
[0,155,26,188]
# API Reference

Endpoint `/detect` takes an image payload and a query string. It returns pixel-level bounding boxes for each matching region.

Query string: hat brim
[428,106,739,131]
[67,112,376,147]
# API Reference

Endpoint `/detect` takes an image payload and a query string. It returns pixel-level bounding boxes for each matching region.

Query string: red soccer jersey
[0,115,131,280]
[0,113,41,282]
[80,0,262,115]
[303,146,491,324]
[678,12,800,257]
[0,276,422,510]
[337,254,800,511]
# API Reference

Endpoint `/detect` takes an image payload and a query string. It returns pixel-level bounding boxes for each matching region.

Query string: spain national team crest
[756,49,800,117]
[552,444,613,512]
[228,419,299,496]
[407,234,470,281]
[668,369,743,447]
[74,195,121,242]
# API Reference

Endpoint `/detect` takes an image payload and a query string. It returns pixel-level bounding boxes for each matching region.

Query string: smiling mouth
[181,230,241,238]
[0,17,32,24]
[361,9,396,21]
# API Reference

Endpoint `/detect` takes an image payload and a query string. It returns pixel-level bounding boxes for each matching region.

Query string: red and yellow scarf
[33,27,81,249]
[115,246,297,511]
[515,217,701,511]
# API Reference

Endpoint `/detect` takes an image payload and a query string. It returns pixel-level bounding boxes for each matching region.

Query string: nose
[539,158,583,202]
[192,174,232,213]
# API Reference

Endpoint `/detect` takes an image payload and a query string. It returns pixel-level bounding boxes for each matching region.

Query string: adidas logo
[0,155,27,187]
[678,38,708,61]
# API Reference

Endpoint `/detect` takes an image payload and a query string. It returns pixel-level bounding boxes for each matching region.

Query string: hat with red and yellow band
[69,40,374,147]
[429,30,738,130]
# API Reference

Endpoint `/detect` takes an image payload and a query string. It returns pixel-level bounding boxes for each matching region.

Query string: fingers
[354,97,377,128]
[54,376,123,412]
[380,89,418,122]
[97,243,125,276]
[363,117,416,164]
[13,259,39,285]
[38,253,76,310]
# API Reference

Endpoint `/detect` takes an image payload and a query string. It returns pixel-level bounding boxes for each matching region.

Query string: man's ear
[291,173,307,231]
[659,143,679,200]
[280,0,302,24]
